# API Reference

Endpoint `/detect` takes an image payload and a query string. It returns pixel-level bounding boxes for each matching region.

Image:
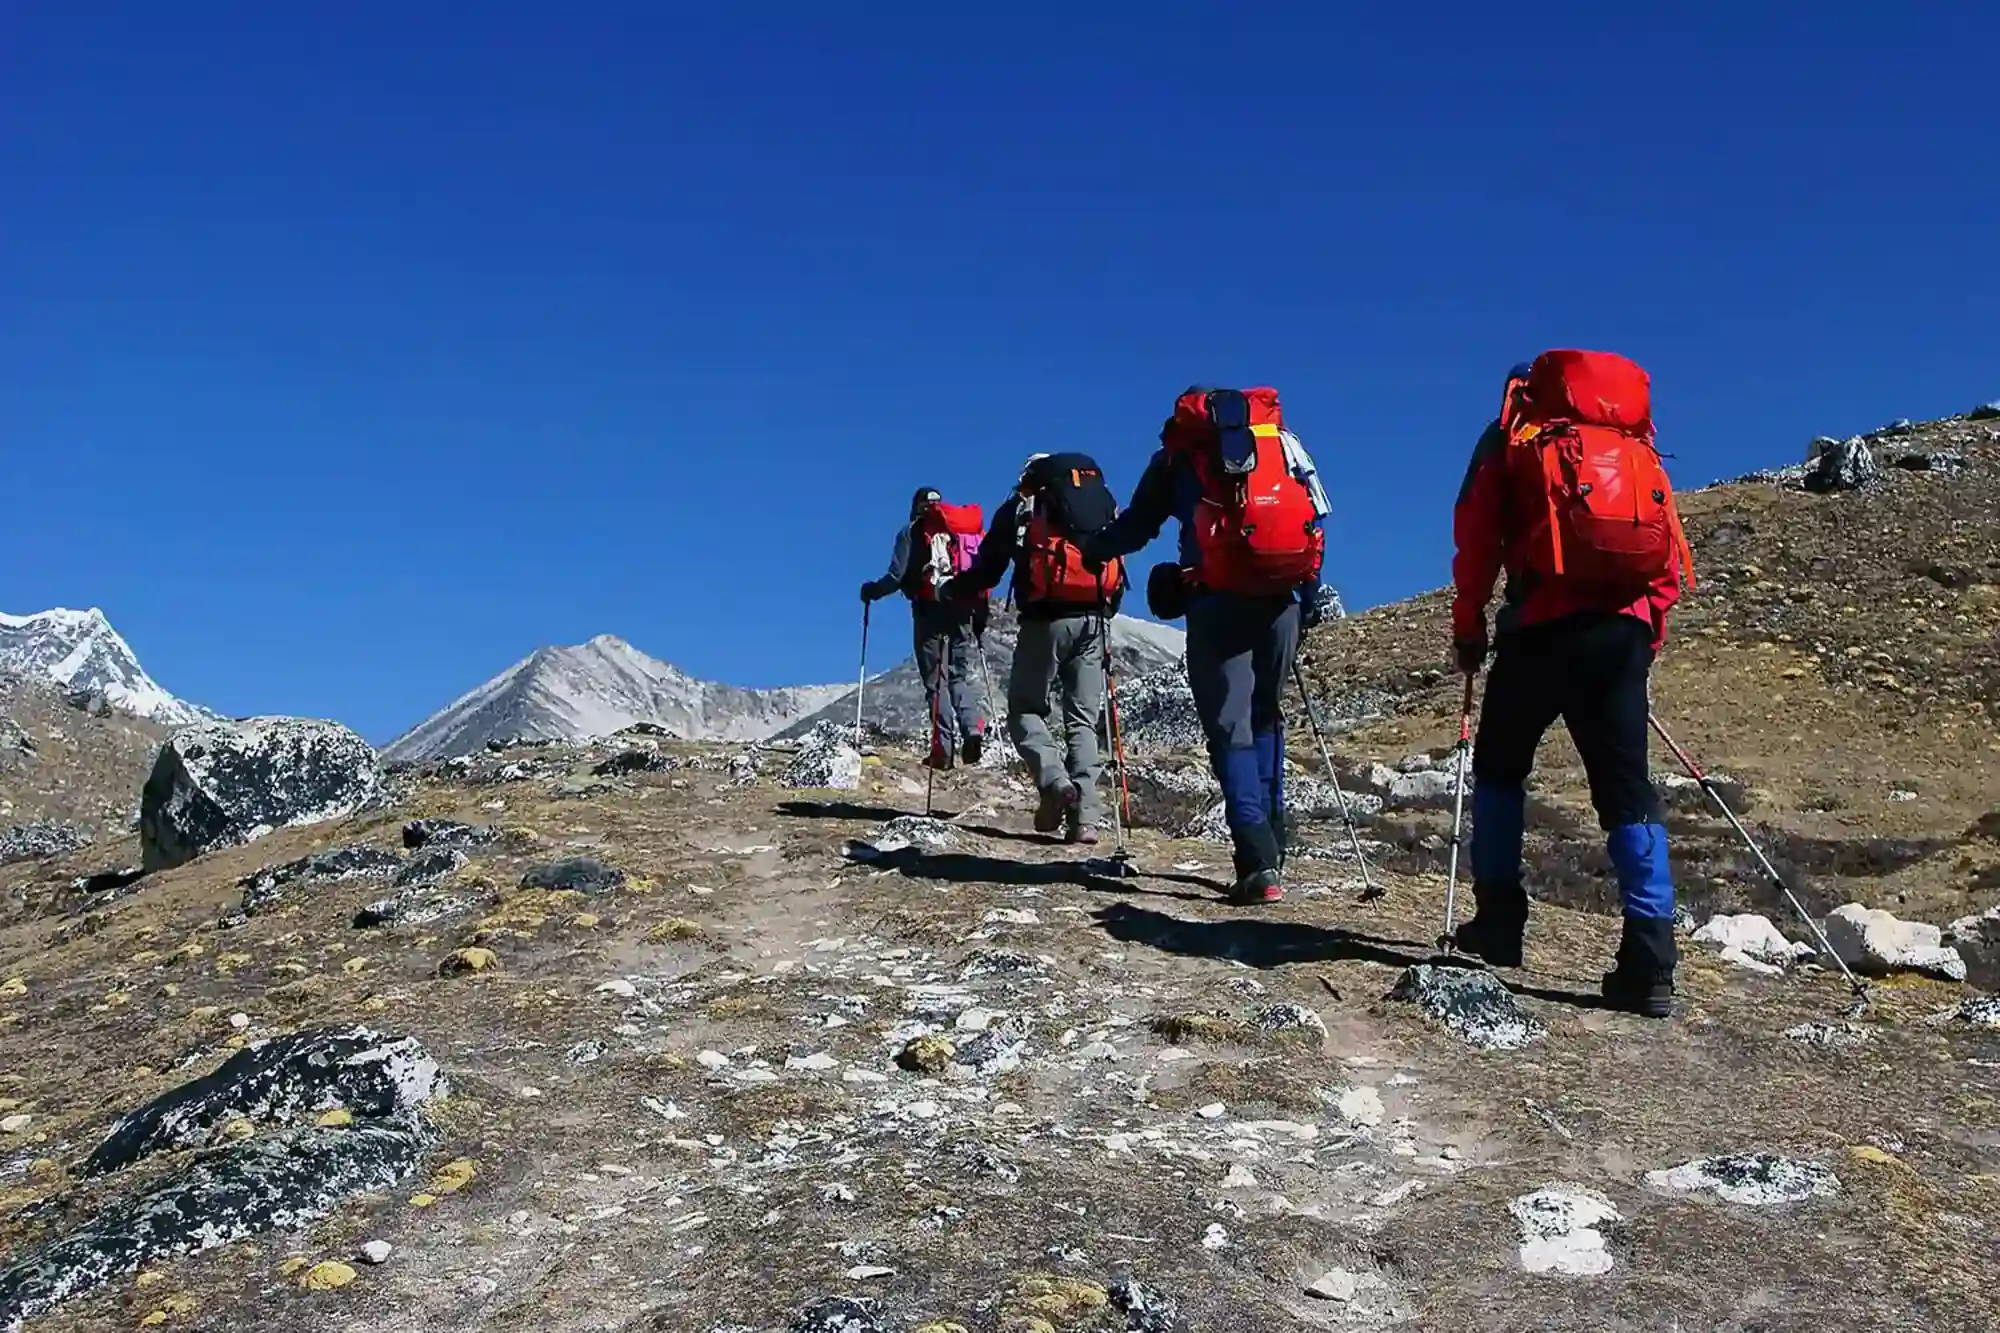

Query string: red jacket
[1451,419,1681,650]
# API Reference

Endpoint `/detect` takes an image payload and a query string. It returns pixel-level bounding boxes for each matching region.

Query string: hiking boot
[961,724,985,767]
[1600,916,1677,1019]
[1063,810,1100,846]
[1451,883,1528,968]
[1034,781,1079,834]
[1229,869,1284,906]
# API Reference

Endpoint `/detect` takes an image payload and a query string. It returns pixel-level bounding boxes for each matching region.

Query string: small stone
[896,1034,956,1075]
[1692,913,1816,974]
[228,1012,251,1030]
[1388,964,1544,1050]
[1221,1163,1258,1190]
[1824,904,1965,981]
[299,1260,358,1291]
[0,977,24,998]
[787,1052,838,1072]
[1201,1222,1229,1250]
[1195,1103,1226,1120]
[954,1007,998,1032]
[696,1050,731,1071]
[428,1158,477,1195]
[1645,1153,1839,1206]
[596,979,639,999]
[357,1240,393,1265]
[1510,1186,1622,1276]
[1335,1085,1386,1129]
[315,1107,353,1128]
[845,1265,896,1280]
[0,1113,32,1134]
[441,947,498,976]
[1252,1002,1328,1042]
[409,1193,439,1208]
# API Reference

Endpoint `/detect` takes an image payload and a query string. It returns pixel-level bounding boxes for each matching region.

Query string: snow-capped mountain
[777,607,1189,742]
[384,634,851,761]
[0,608,211,727]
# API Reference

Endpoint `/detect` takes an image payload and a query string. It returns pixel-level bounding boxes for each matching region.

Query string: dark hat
[909,487,943,517]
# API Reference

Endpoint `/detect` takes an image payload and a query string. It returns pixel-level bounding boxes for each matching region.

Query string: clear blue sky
[5,4,1995,743]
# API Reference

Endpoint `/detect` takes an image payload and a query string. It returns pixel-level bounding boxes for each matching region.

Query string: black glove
[859,582,877,604]
[1146,563,1189,621]
[1454,631,1488,676]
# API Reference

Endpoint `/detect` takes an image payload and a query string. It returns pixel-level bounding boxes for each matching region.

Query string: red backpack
[1503,350,1695,594]
[913,501,985,601]
[1017,453,1123,608]
[1164,386,1324,596]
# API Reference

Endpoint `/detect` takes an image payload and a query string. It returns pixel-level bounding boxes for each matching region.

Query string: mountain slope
[384,634,848,761]
[778,606,1189,741]
[0,608,210,727]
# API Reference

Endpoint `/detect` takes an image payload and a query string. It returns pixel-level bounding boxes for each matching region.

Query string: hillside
[0,411,1994,1333]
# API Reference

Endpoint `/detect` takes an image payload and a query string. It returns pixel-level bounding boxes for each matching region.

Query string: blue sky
[5,3,1995,743]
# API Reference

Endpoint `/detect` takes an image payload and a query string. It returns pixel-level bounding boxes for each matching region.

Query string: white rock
[695,1050,731,1071]
[954,1008,998,1032]
[1305,1269,1360,1302]
[1824,904,1966,981]
[1221,1163,1258,1190]
[845,1265,895,1280]
[1509,1186,1622,1277]
[786,1052,838,1072]
[1201,1222,1229,1250]
[1335,1085,1386,1130]
[228,1012,251,1031]
[1692,913,1816,974]
[983,908,1041,926]
[1195,1103,1227,1120]
[596,979,639,999]
[357,1241,394,1265]
[0,1114,32,1134]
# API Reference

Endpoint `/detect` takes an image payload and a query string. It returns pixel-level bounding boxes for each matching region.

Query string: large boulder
[784,721,863,790]
[1803,436,1878,493]
[140,718,382,871]
[1823,903,1966,982]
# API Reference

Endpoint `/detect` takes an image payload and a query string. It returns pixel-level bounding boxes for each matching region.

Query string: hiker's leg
[1469,625,1563,911]
[1189,596,1278,880]
[1250,599,1300,833]
[946,614,982,747]
[1564,616,1676,997]
[1006,617,1068,793]
[913,610,950,757]
[1059,616,1105,825]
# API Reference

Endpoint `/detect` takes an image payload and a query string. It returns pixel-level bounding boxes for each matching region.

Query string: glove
[1454,631,1488,676]
[859,582,877,604]
[1299,587,1324,630]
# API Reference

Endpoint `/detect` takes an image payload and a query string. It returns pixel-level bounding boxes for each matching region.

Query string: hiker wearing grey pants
[1008,616,1104,824]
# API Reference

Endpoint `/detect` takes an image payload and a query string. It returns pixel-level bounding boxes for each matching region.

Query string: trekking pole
[855,603,871,751]
[972,625,999,746]
[1094,580,1134,876]
[1288,657,1382,902]
[1648,712,1869,1008]
[1438,673,1478,961]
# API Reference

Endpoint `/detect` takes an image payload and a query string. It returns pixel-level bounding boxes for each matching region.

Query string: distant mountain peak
[0,607,212,727]
[384,635,848,761]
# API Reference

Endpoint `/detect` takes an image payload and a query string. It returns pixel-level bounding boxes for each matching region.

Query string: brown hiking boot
[1034,782,1078,834]
[1064,811,1100,846]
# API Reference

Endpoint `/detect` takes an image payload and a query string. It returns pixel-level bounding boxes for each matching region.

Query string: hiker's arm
[1082,450,1172,564]
[1644,556,1684,653]
[1450,421,1508,643]
[861,527,911,602]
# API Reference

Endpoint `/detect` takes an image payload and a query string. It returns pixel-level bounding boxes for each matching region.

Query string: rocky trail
[3,725,1995,1333]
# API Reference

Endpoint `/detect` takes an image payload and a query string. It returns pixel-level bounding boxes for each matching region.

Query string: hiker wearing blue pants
[1451,356,1689,1017]
[1084,386,1330,905]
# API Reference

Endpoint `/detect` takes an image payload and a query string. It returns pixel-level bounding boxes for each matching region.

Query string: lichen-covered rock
[86,1027,442,1174]
[1109,1279,1180,1331]
[519,857,624,896]
[785,721,862,791]
[790,1296,882,1332]
[1824,903,1965,981]
[394,847,467,888]
[140,718,382,871]
[0,1028,442,1329]
[1804,436,1878,493]
[1509,1186,1622,1276]
[1927,996,2000,1031]
[0,821,93,866]
[591,748,679,778]
[400,819,498,851]
[1388,964,1544,1050]
[237,846,403,917]
[1644,1154,1838,1206]
[950,1018,1028,1077]
[1252,1002,1328,1043]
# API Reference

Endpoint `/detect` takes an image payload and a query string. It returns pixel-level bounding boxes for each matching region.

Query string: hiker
[1450,351,1695,1018]
[942,453,1127,844]
[860,488,989,768]
[1081,387,1330,905]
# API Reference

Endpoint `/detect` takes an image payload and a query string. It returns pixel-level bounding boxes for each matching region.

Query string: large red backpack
[913,501,985,601]
[1503,350,1695,595]
[1164,386,1324,596]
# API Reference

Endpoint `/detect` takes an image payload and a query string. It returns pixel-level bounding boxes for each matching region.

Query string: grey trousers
[1007,614,1105,821]
[913,601,983,748]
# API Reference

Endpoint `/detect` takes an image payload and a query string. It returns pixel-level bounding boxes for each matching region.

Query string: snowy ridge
[0,607,212,727]
[384,634,848,761]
